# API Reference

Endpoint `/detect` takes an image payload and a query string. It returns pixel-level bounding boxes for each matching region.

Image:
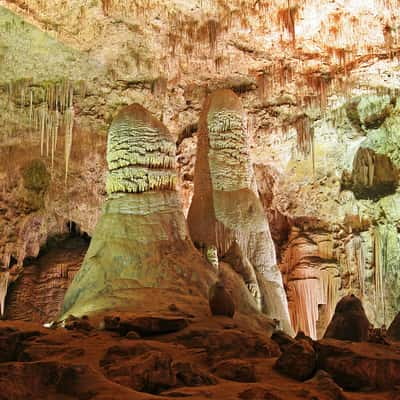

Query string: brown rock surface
[6,236,86,323]
[388,312,400,341]
[1,319,398,400]
[212,359,256,382]
[102,315,188,337]
[317,338,400,391]
[274,338,317,381]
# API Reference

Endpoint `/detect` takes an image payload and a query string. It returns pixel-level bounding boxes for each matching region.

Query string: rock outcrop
[317,338,400,391]
[61,104,215,319]
[188,89,292,334]
[6,237,86,323]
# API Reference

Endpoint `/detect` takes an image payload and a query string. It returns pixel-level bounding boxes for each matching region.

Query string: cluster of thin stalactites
[3,79,86,182]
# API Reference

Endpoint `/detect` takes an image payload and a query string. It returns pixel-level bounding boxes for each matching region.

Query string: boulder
[176,326,280,362]
[270,329,296,352]
[274,339,317,381]
[103,349,176,394]
[306,370,347,400]
[212,358,256,382]
[317,339,400,390]
[173,361,217,386]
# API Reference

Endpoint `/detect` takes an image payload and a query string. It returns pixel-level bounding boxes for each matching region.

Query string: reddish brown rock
[212,358,256,382]
[306,370,347,400]
[208,281,235,318]
[324,295,371,342]
[103,315,188,337]
[274,339,317,381]
[317,339,400,390]
[388,311,400,341]
[104,350,176,394]
[0,319,399,399]
[173,361,217,387]
[271,329,296,352]
[176,326,280,362]
[0,326,42,362]
[239,387,283,400]
[64,315,93,332]
[6,237,86,323]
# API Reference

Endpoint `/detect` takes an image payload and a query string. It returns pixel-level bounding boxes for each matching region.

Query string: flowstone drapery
[61,104,215,318]
[187,89,292,333]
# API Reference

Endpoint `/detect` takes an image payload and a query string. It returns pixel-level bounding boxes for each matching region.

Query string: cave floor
[0,316,399,400]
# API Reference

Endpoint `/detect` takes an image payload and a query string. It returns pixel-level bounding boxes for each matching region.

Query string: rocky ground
[1,312,400,400]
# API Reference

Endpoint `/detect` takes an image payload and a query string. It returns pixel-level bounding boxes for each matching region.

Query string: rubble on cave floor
[0,314,400,400]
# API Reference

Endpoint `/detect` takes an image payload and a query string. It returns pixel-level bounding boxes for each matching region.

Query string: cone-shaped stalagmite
[61,104,215,318]
[188,89,292,334]
[209,281,235,318]
[388,311,400,341]
[324,294,371,342]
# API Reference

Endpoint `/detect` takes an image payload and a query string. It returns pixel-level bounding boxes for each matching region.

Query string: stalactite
[288,276,320,340]
[294,115,315,173]
[319,267,341,325]
[0,271,9,317]
[5,78,81,180]
[344,235,366,297]
[374,224,392,326]
[277,2,299,45]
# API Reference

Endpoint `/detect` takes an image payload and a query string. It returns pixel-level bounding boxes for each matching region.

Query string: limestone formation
[208,281,235,318]
[0,270,9,318]
[324,294,371,342]
[61,104,215,319]
[6,237,85,323]
[282,231,341,340]
[187,89,292,334]
[388,311,400,341]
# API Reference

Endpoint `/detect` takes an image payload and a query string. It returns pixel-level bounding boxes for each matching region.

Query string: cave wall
[1,1,400,335]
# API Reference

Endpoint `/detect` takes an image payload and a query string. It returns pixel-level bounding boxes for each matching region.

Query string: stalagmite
[61,104,216,319]
[64,108,74,183]
[187,89,293,334]
[324,294,371,342]
[374,225,386,324]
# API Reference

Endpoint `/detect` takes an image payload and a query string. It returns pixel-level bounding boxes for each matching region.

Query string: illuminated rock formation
[5,237,85,323]
[0,270,9,317]
[324,294,371,342]
[187,89,292,334]
[61,104,215,318]
[281,229,340,340]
